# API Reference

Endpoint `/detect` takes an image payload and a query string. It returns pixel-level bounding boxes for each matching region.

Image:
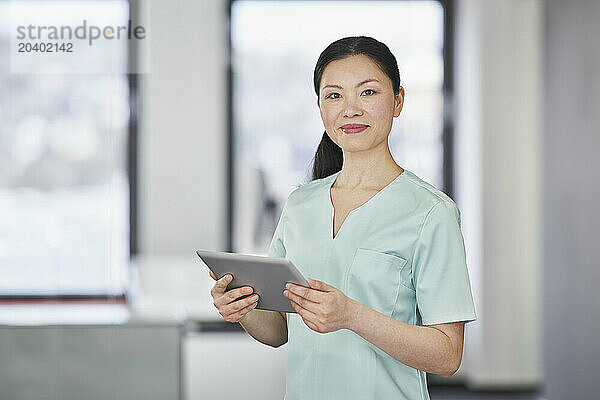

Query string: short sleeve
[412,200,477,325]
[267,198,288,258]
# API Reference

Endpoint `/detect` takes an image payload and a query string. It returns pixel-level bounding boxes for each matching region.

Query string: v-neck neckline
[327,168,407,241]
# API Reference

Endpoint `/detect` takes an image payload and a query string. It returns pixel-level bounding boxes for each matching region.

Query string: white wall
[543,1,600,399]
[138,0,228,255]
[455,0,543,389]
[184,332,287,400]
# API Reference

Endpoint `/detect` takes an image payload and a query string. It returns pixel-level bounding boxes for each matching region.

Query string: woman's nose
[343,96,363,117]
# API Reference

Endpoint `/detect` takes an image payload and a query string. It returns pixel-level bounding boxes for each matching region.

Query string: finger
[302,315,322,333]
[226,300,259,322]
[296,307,324,333]
[289,299,303,317]
[290,299,319,325]
[214,285,253,308]
[208,270,217,280]
[211,274,232,298]
[216,274,233,291]
[225,286,254,303]
[307,278,333,292]
[305,320,321,332]
[285,286,321,307]
[229,300,259,322]
[223,294,259,315]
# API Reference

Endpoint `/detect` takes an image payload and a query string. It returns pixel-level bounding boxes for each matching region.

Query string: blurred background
[0,0,598,399]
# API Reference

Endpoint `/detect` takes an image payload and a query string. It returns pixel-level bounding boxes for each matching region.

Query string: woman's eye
[362,89,376,96]
[326,93,340,99]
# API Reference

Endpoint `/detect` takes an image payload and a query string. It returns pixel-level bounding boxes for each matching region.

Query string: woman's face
[318,54,404,153]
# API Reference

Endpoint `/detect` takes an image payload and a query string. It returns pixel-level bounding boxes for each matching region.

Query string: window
[230,0,450,255]
[0,0,135,296]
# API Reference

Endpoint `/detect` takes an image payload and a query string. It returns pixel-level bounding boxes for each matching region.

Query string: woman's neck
[336,143,403,190]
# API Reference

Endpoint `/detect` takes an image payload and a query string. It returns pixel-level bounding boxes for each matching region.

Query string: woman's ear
[393,86,405,117]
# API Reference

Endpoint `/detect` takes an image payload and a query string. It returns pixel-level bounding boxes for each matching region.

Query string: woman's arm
[283,278,464,377]
[347,301,464,377]
[238,309,288,348]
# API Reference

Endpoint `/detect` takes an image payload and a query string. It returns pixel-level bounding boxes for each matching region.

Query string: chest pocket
[345,248,410,317]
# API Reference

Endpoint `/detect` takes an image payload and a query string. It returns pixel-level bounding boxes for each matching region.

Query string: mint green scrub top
[268,169,477,400]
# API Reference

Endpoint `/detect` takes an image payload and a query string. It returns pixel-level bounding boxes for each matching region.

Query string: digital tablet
[196,249,309,313]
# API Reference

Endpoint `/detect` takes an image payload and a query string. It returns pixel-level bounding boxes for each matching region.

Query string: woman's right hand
[209,270,259,323]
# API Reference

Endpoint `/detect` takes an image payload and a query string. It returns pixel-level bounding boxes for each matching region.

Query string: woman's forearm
[346,300,458,377]
[239,309,288,348]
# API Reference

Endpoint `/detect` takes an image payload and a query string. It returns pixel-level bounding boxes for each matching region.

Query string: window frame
[0,0,138,302]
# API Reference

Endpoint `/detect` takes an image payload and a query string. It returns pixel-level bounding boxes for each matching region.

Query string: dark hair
[310,36,401,181]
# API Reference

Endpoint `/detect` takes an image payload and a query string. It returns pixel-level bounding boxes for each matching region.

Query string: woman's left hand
[283,278,357,333]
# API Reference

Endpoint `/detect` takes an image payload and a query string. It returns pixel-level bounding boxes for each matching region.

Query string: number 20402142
[18,42,73,52]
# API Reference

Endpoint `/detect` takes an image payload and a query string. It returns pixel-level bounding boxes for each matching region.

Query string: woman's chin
[338,141,373,153]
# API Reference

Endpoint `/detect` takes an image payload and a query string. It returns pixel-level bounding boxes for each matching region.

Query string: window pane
[0,1,130,295]
[231,0,445,254]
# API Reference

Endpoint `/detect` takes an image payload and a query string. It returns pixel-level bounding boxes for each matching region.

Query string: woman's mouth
[341,124,369,134]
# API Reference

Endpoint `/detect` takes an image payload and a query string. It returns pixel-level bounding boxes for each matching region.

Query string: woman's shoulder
[284,173,336,208]
[401,170,454,202]
[397,169,461,219]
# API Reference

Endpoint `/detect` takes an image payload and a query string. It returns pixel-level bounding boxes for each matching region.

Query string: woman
[209,36,476,400]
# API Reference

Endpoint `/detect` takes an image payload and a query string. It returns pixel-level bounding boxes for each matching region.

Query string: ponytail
[311,131,343,181]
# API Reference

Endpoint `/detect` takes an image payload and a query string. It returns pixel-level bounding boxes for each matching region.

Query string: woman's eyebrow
[322,79,380,90]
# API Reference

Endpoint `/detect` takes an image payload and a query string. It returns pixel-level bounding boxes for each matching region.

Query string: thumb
[307,278,332,291]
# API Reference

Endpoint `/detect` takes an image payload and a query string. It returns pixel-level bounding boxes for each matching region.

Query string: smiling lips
[341,124,369,134]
